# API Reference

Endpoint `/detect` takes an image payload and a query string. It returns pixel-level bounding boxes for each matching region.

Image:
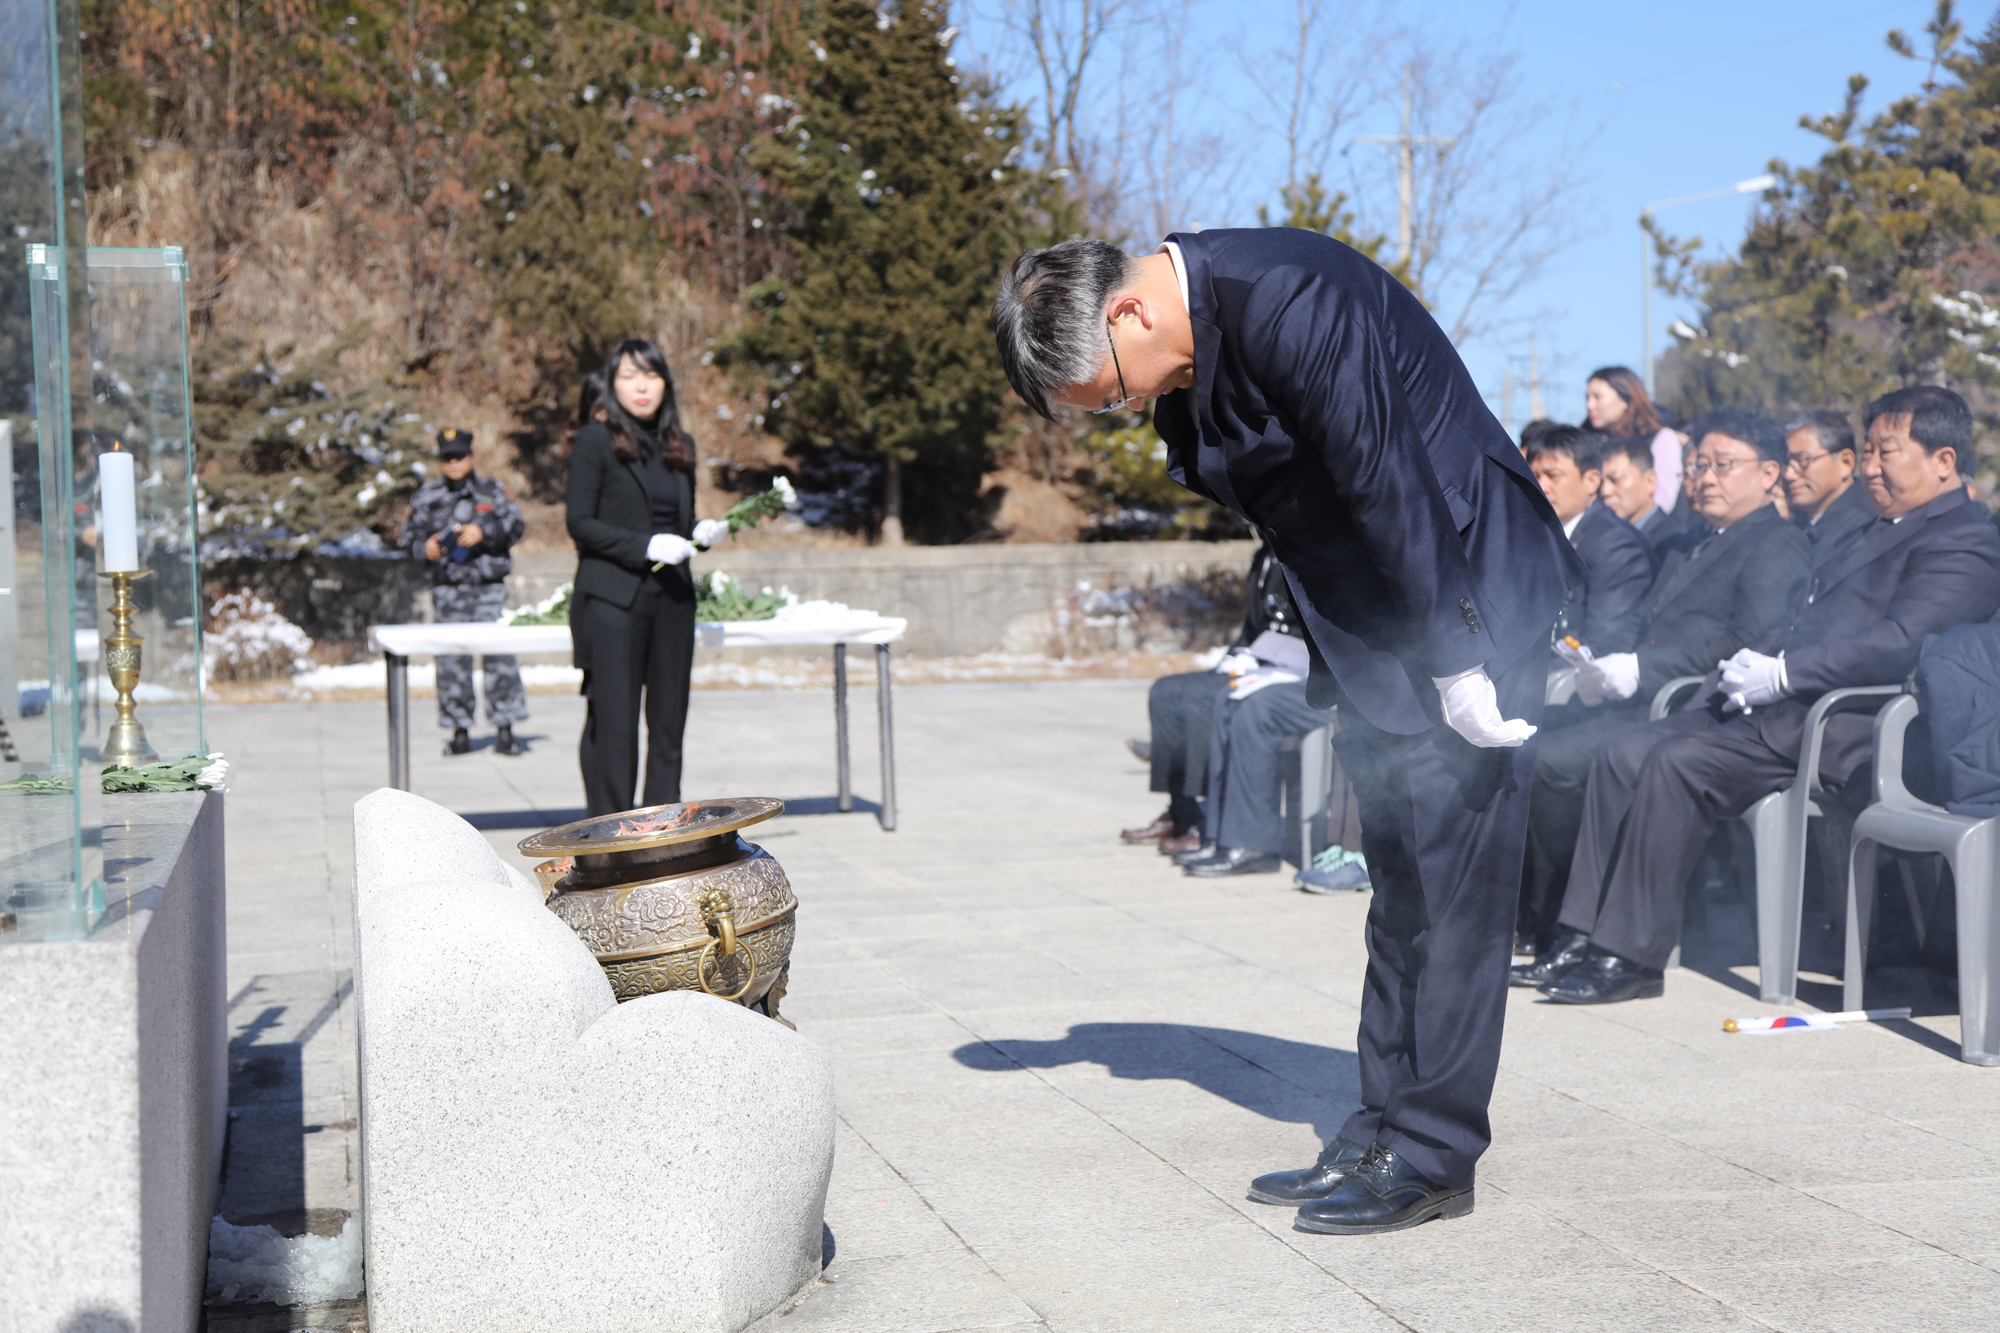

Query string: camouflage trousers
[433,584,528,729]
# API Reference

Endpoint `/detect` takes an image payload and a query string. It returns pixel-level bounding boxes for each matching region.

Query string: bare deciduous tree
[1350,36,1596,350]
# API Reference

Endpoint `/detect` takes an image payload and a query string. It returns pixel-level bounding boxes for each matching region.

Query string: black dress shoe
[1187,847,1282,877]
[1293,1143,1473,1235]
[494,725,525,757]
[1540,951,1664,1004]
[1171,840,1221,866]
[1509,930,1591,989]
[443,727,472,756]
[1247,1135,1369,1205]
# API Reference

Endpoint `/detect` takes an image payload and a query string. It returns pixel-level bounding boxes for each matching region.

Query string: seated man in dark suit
[1123,541,1289,854]
[1598,435,1684,554]
[1528,386,2000,1003]
[1783,409,1873,568]
[1516,409,1810,954]
[1528,426,1654,659]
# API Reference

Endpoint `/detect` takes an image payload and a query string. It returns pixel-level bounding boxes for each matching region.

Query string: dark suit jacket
[1728,487,2000,777]
[564,421,695,611]
[1636,505,1683,554]
[1152,228,1581,733]
[1560,501,1655,654]
[1798,480,1876,571]
[1635,505,1809,701]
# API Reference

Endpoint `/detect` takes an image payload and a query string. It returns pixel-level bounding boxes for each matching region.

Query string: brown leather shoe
[1158,830,1204,855]
[1121,810,1175,844]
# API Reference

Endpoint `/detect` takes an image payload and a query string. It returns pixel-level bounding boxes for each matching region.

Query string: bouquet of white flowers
[700,476,798,549]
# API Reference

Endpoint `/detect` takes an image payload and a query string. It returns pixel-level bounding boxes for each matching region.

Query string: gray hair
[992,238,1136,419]
[1780,408,1856,458]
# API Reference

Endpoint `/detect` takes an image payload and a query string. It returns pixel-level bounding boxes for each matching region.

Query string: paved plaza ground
[207,676,2000,1333]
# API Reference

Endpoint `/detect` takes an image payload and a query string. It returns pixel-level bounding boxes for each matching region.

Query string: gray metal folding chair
[1843,694,2000,1065]
[1284,723,1336,870]
[1650,675,1900,1003]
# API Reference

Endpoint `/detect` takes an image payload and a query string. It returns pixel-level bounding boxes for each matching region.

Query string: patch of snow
[205,1214,363,1306]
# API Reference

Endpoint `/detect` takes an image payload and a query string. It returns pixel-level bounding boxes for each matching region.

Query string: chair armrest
[1649,675,1704,722]
[1796,685,1904,797]
[1869,693,1923,807]
[1546,667,1577,707]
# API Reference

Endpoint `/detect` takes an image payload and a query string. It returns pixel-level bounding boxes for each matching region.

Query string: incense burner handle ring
[696,936,758,1001]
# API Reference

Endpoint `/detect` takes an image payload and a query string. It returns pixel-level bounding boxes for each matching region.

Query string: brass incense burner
[519,798,796,1026]
[99,570,158,769]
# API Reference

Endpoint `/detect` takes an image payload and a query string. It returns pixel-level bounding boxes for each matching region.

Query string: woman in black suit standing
[566,339,729,815]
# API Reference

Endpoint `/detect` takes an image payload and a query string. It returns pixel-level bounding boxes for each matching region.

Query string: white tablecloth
[367,603,906,656]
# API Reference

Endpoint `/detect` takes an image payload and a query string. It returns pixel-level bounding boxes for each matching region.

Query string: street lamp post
[1639,174,1776,396]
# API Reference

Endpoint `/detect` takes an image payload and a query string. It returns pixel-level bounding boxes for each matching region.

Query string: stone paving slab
[205,680,1999,1332]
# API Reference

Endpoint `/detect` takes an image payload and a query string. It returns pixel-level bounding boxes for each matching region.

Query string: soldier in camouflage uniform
[405,428,528,755]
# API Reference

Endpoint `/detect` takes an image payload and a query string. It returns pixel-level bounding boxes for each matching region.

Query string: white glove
[1720,648,1787,714]
[646,533,697,566]
[1577,652,1640,705]
[692,518,730,549]
[1434,665,1537,748]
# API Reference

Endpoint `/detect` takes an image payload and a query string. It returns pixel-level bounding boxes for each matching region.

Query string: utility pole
[1528,333,1545,421]
[1355,72,1456,269]
[1500,365,1516,437]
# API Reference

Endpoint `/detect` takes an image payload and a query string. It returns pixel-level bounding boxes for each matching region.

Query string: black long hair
[570,338,693,469]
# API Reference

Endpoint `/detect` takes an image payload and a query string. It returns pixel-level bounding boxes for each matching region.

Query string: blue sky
[957,0,1950,422]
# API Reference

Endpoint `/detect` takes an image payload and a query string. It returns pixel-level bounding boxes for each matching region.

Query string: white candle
[98,449,139,573]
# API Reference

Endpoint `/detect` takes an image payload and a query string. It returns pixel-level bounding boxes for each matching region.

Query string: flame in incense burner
[609,805,704,838]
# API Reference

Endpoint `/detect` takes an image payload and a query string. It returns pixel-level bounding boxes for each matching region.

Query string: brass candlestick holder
[99,570,158,769]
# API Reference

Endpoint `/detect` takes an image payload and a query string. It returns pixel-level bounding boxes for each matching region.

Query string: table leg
[876,642,897,832]
[386,653,410,791]
[833,643,852,813]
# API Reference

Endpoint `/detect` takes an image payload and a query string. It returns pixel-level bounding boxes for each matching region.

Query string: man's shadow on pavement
[954,1024,1360,1144]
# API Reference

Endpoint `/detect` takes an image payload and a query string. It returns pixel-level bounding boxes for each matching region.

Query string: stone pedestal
[0,791,229,1333]
[353,789,835,1333]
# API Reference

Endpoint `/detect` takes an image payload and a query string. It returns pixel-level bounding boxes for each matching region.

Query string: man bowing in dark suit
[1537,385,2000,1003]
[994,230,1580,1234]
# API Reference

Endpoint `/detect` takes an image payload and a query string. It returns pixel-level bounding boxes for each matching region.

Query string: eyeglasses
[1090,317,1142,415]
[1686,454,1764,479]
[1786,450,1834,472]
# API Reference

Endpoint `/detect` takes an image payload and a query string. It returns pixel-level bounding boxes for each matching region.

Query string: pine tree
[1660,0,2000,474]
[722,0,1027,544]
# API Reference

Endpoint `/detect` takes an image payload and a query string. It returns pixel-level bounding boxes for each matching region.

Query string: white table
[366,607,909,829]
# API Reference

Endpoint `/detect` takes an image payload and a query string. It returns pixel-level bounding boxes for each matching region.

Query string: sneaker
[443,727,472,756]
[494,725,525,757]
[1297,848,1370,894]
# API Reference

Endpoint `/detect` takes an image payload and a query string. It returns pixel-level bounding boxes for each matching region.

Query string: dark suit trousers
[1334,654,1543,1190]
[576,579,697,816]
[1556,707,1798,969]
[1149,670,1230,800]
[1520,700,1645,935]
[1206,681,1330,855]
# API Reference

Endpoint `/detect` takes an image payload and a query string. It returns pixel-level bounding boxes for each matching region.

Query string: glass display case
[84,247,205,764]
[2,0,205,944]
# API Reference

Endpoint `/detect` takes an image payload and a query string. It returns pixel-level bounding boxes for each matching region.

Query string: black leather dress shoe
[1187,847,1282,877]
[443,727,472,756]
[1171,840,1221,866]
[494,725,525,757]
[1540,951,1664,1004]
[1247,1135,1369,1205]
[1293,1143,1473,1235]
[1509,930,1591,989]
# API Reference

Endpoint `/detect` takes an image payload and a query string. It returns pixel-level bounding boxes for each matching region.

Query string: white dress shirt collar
[1159,240,1190,312]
